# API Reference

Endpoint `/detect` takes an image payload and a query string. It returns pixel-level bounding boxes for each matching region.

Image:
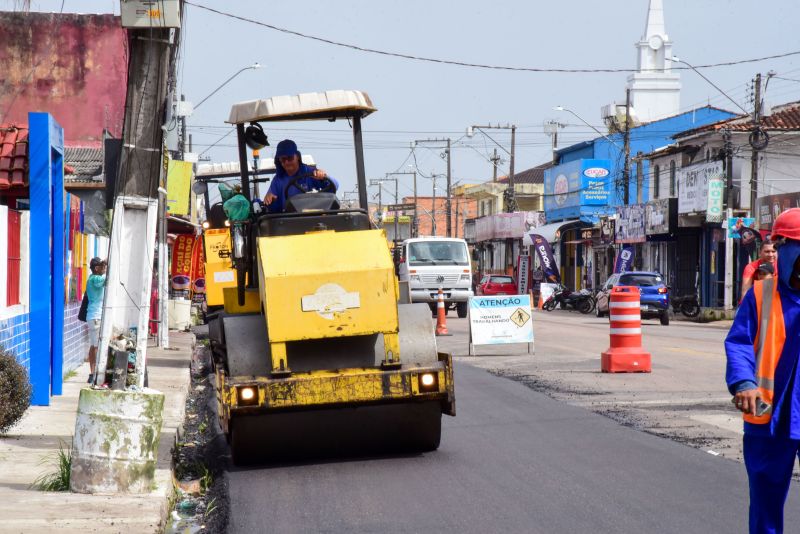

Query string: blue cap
[275,139,298,159]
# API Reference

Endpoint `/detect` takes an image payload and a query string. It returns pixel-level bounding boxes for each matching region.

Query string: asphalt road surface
[226,361,800,533]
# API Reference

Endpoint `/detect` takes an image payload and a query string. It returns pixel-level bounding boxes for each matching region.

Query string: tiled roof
[0,125,28,188]
[498,161,552,185]
[676,101,800,138]
[64,146,104,183]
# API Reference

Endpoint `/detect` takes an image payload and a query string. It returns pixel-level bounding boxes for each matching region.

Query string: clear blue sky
[6,1,800,202]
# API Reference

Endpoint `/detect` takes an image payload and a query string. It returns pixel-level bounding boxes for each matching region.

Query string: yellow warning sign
[510,307,531,327]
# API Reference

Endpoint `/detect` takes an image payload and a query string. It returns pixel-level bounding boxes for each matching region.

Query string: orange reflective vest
[745,278,787,424]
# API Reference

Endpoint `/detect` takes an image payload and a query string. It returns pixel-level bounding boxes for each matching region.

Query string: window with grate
[669,160,676,197]
[7,209,20,306]
[653,164,661,198]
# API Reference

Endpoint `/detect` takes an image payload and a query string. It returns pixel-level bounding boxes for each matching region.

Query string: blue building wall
[0,311,30,373]
[551,106,737,221]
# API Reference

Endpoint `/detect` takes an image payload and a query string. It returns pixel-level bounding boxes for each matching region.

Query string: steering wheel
[283,172,336,201]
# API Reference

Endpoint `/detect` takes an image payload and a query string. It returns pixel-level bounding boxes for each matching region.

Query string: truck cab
[397,237,473,318]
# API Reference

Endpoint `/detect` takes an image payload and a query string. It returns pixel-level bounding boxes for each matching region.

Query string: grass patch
[30,441,72,491]
[199,462,213,493]
[205,497,218,519]
[64,369,78,381]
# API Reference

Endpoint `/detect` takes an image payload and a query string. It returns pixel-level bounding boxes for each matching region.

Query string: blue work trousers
[744,433,800,534]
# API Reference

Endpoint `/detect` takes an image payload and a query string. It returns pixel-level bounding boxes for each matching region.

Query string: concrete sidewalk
[0,331,193,534]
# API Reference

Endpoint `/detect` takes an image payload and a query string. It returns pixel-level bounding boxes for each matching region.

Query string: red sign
[171,234,195,290]
[190,235,205,294]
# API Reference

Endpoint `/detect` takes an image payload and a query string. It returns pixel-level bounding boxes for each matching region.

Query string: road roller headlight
[224,219,231,227]
[237,386,258,406]
[418,372,438,392]
[202,221,210,229]
[410,275,420,282]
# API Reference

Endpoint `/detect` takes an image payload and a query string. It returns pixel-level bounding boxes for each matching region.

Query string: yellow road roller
[207,90,455,464]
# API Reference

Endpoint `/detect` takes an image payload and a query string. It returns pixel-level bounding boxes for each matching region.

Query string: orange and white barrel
[601,285,651,373]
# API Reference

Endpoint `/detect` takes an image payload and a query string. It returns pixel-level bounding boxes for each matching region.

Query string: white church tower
[626,0,681,123]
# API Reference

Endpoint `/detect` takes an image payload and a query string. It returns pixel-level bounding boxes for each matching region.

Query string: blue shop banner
[544,159,612,221]
[614,244,635,273]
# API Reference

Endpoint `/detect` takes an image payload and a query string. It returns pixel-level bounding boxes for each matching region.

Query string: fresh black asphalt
[226,362,800,533]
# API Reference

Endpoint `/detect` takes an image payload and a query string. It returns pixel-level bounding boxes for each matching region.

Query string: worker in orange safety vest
[726,207,800,534]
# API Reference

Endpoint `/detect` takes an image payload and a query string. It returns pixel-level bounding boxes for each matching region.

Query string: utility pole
[446,138,452,236]
[750,73,762,215]
[507,124,516,213]
[394,176,399,243]
[623,88,631,205]
[545,120,564,165]
[414,138,452,235]
[180,94,187,158]
[467,124,517,212]
[491,148,499,182]
[455,195,461,238]
[97,26,172,385]
[636,151,644,204]
[413,170,417,236]
[723,128,734,311]
[431,174,437,236]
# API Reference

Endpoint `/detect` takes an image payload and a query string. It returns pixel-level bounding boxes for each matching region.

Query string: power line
[184,1,800,75]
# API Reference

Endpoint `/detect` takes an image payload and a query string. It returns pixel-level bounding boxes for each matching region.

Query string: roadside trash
[178,479,202,495]
[177,499,197,514]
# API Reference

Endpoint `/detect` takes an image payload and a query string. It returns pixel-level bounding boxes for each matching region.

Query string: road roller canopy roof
[227,90,376,124]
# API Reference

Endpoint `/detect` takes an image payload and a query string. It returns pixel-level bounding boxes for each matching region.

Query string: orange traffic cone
[435,287,451,336]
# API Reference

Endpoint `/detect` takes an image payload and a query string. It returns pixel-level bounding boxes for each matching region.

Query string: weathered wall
[0,12,127,147]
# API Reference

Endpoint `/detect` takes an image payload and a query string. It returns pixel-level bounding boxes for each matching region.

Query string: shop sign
[678,161,722,214]
[167,159,193,216]
[755,191,800,230]
[545,159,611,220]
[644,198,674,235]
[469,295,534,346]
[706,177,724,222]
[171,234,195,290]
[474,211,545,242]
[517,254,530,294]
[615,204,646,243]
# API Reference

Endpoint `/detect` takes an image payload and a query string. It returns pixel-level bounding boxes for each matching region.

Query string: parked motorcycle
[543,284,595,314]
[671,293,700,318]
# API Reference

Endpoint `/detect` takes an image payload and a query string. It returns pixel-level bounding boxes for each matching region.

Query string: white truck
[397,237,473,318]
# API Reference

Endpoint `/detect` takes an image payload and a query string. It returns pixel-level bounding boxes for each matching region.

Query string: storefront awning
[523,219,580,245]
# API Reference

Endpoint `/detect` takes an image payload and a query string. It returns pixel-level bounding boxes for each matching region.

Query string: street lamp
[553,106,624,150]
[194,62,262,110]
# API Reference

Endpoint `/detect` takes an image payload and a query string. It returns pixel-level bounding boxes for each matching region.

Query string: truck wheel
[660,311,670,326]
[456,302,468,318]
[429,303,437,317]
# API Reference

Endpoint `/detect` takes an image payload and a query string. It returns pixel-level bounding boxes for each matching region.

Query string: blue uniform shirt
[725,281,800,438]
[266,163,339,213]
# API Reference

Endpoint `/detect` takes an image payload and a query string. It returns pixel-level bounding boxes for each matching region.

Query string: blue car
[595,271,670,325]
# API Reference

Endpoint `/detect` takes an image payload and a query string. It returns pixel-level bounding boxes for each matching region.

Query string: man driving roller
[263,139,339,213]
